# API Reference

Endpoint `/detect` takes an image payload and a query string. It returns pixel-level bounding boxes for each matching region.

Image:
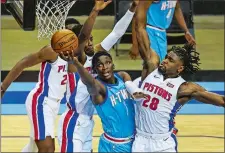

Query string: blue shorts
[98,134,134,152]
[146,26,167,62]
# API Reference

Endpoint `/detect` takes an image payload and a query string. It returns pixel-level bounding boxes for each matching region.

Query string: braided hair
[168,44,201,75]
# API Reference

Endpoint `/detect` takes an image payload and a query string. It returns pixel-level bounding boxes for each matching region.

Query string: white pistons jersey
[32,56,68,100]
[136,68,185,134]
[66,56,95,116]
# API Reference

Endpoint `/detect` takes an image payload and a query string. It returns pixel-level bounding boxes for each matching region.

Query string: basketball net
[36,0,76,40]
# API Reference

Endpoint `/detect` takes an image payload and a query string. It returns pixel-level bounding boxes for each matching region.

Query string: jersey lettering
[161,1,176,10]
[110,89,130,107]
[143,82,172,101]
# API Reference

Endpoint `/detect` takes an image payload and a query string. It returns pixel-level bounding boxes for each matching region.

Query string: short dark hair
[71,24,83,36]
[65,18,80,26]
[92,51,113,72]
[168,44,201,75]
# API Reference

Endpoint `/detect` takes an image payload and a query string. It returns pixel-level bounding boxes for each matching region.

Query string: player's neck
[163,74,179,80]
[100,75,116,84]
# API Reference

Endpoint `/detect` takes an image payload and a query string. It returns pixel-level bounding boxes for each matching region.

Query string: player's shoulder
[117,71,130,78]
[38,45,58,61]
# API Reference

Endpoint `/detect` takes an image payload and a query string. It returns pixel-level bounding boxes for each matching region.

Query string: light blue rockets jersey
[147,0,177,29]
[95,73,135,138]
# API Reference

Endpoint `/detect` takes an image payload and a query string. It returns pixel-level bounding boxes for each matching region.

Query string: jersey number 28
[142,95,159,110]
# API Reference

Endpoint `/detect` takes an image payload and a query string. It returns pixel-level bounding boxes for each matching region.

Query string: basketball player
[57,1,139,152]
[130,0,196,61]
[130,0,197,134]
[131,11,225,151]
[61,49,147,153]
[1,39,70,152]
[0,2,111,152]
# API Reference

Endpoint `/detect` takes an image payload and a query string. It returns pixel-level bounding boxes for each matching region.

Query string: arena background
[1,0,224,152]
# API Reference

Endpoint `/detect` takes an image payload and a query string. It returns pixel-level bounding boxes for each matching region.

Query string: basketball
[51,29,79,54]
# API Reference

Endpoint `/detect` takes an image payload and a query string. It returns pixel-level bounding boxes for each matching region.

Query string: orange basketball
[51,29,78,54]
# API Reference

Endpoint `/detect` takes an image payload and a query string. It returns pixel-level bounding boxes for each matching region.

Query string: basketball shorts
[146,25,167,62]
[57,108,94,152]
[132,129,178,152]
[98,133,134,152]
[25,91,61,141]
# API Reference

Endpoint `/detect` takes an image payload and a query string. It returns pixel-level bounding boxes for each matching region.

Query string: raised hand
[129,45,139,60]
[185,31,196,46]
[94,0,112,11]
[59,51,77,64]
[132,0,139,6]
[132,92,148,101]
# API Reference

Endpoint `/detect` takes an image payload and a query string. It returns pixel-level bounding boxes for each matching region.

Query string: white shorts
[132,129,178,152]
[25,91,60,140]
[57,108,94,152]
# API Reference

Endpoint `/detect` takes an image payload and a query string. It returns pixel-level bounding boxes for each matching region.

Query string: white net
[36,0,76,40]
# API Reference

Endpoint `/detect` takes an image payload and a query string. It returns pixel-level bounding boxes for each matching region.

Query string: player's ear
[177,65,184,74]
[112,64,115,70]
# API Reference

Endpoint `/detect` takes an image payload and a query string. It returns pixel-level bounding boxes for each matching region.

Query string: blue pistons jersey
[147,0,177,29]
[95,73,135,138]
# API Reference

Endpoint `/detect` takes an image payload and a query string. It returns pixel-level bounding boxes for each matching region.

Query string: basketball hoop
[36,0,76,40]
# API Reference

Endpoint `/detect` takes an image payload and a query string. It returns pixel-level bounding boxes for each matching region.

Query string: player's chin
[100,73,112,81]
[158,65,166,74]
[85,49,94,57]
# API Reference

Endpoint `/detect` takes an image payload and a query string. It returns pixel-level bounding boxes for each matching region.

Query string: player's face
[158,51,184,76]
[95,55,114,81]
[84,35,94,57]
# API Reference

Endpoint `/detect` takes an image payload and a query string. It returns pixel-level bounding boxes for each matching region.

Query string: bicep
[19,52,45,68]
[22,46,58,68]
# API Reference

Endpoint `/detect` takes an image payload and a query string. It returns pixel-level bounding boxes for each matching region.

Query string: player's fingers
[68,50,73,58]
[106,0,112,4]
[59,52,67,61]
[67,51,73,60]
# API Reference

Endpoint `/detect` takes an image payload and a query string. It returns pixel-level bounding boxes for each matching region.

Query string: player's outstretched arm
[1,46,57,97]
[60,52,106,105]
[174,2,196,46]
[135,1,159,81]
[178,82,225,107]
[95,0,139,52]
[129,17,139,60]
[118,71,147,100]
[76,0,112,65]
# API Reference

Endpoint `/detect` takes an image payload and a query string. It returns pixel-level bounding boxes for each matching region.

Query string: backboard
[2,0,36,31]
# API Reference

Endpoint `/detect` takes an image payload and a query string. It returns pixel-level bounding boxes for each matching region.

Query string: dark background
[1,0,225,15]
